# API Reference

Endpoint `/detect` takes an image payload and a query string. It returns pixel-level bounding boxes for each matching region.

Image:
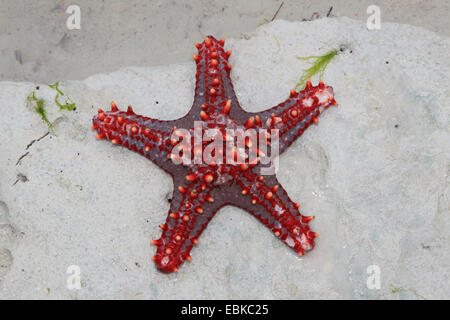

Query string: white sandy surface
[0,18,449,299]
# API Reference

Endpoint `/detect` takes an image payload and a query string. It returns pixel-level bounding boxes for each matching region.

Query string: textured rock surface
[0,18,448,299]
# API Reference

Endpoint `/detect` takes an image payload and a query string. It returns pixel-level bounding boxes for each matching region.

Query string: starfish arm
[188,36,248,121]
[92,103,180,172]
[152,176,224,273]
[249,80,338,154]
[231,169,316,256]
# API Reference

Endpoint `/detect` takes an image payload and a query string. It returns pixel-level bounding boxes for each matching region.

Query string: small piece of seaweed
[27,82,76,128]
[27,91,52,128]
[390,285,427,300]
[294,49,337,91]
[49,82,76,111]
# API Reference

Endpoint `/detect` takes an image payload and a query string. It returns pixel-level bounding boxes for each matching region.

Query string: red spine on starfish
[92,36,338,273]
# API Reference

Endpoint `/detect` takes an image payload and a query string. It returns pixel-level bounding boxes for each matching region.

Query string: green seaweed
[49,82,76,111]
[294,49,337,91]
[390,286,401,294]
[27,91,52,128]
[390,285,427,300]
[27,82,77,128]
[258,19,271,27]
[48,82,64,96]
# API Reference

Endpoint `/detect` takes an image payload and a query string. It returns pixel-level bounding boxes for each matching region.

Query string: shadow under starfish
[92,36,338,273]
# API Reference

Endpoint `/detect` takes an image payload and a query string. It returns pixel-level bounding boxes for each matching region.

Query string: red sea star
[92,36,338,273]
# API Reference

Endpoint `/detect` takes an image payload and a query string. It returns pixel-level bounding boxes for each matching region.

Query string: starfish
[92,36,338,273]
